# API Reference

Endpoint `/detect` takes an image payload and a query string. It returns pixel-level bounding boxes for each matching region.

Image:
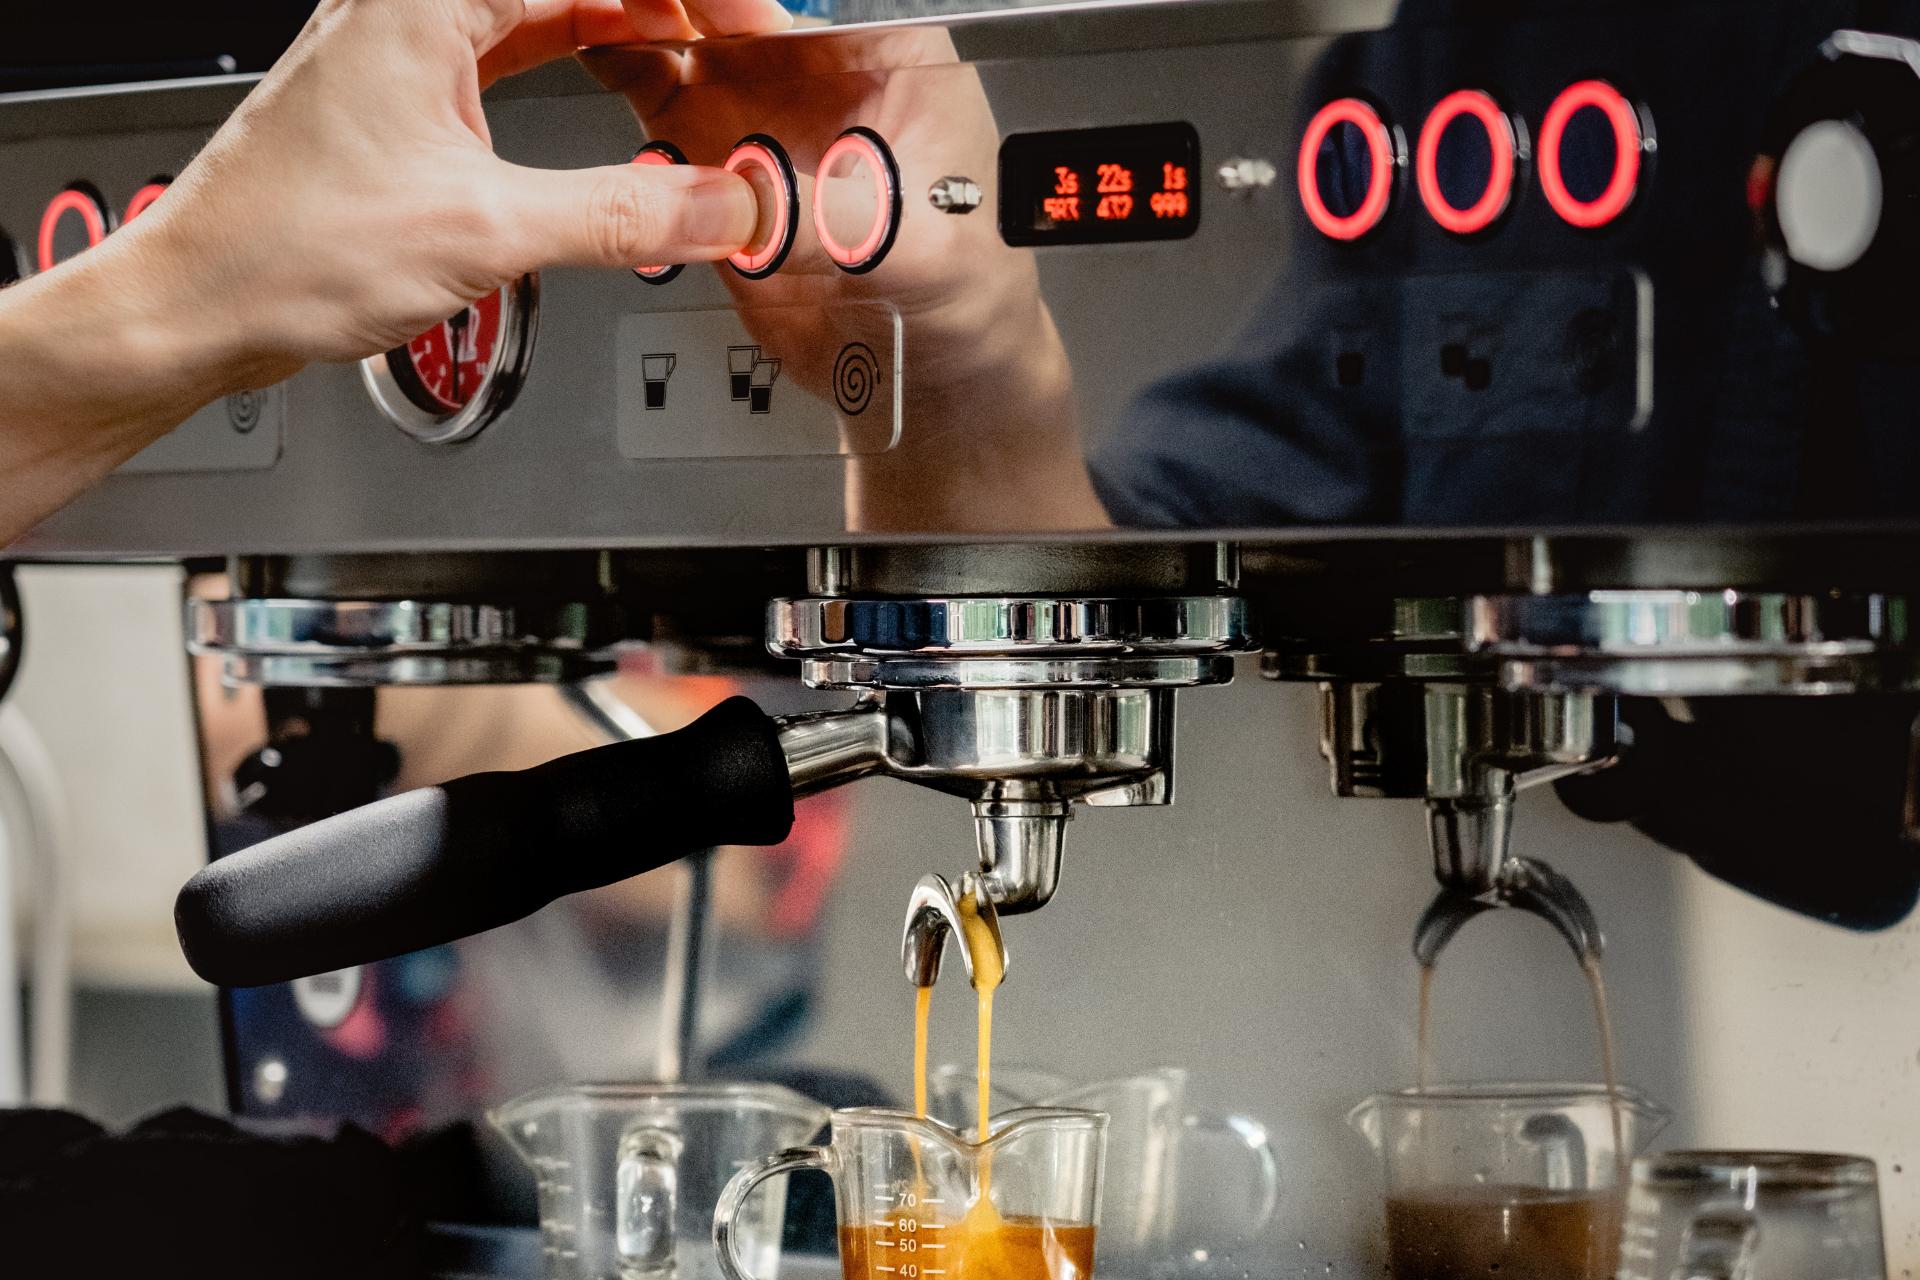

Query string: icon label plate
[616,304,900,459]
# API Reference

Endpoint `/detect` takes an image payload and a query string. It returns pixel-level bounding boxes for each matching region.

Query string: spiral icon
[833,342,878,417]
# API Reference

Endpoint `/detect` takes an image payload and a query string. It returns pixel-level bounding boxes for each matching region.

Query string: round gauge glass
[361,274,539,444]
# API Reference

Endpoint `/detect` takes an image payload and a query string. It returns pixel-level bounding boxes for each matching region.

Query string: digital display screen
[999,122,1200,246]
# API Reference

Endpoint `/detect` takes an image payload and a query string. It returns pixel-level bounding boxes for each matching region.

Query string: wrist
[0,223,284,469]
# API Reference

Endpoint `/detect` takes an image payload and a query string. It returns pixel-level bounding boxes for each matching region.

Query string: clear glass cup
[930,1064,1277,1276]
[714,1106,1108,1280]
[490,1082,830,1280]
[1347,1082,1670,1280]
[1619,1151,1887,1280]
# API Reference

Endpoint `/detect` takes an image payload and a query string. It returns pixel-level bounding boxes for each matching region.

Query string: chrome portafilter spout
[1414,845,1606,968]
[901,872,1006,988]
[1267,605,1618,970]
[1413,682,1616,967]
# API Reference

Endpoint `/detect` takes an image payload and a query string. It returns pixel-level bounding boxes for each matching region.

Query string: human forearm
[0,225,267,543]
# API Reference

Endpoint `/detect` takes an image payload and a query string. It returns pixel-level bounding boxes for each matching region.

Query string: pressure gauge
[361,274,539,444]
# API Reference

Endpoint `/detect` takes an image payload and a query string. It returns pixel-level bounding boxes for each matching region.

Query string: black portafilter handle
[175,696,795,988]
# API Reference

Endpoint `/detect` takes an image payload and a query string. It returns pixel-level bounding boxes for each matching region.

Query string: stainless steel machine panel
[7,0,1909,557]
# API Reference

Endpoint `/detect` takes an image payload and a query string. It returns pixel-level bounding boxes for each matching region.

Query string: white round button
[1777,118,1883,272]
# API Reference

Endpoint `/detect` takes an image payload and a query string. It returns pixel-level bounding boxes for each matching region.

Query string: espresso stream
[1403,957,1626,1280]
[892,892,1093,1280]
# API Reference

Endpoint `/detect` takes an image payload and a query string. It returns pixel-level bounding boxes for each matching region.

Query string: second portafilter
[1265,596,1617,967]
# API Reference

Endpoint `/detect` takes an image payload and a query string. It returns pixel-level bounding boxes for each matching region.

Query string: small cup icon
[728,346,759,401]
[642,353,676,410]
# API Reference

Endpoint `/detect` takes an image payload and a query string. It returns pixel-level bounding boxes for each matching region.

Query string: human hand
[0,0,791,544]
[590,27,1108,530]
[123,0,791,386]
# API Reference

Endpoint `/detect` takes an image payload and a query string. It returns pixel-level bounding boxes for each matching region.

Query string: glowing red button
[37,185,109,271]
[1539,80,1645,230]
[1416,90,1519,236]
[631,141,687,283]
[725,134,798,279]
[812,127,901,274]
[123,179,171,224]
[1298,98,1398,242]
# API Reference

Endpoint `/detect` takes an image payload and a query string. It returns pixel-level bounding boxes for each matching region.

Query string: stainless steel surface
[15,0,1887,555]
[187,596,629,686]
[767,578,1239,912]
[1475,591,1920,695]
[777,696,893,795]
[0,570,18,705]
[560,678,659,743]
[1414,853,1606,967]
[771,595,1252,659]
[900,870,1004,987]
[926,175,982,212]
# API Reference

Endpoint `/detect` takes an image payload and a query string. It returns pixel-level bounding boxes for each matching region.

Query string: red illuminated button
[123,178,172,224]
[1416,90,1520,235]
[1539,80,1646,229]
[1298,98,1399,241]
[725,134,799,279]
[812,126,901,274]
[631,142,687,283]
[37,184,109,271]
[392,289,506,414]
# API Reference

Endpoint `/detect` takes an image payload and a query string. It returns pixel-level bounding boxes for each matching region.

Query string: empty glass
[930,1065,1277,1276]
[490,1082,830,1280]
[1619,1151,1887,1280]
[715,1106,1107,1280]
[1347,1082,1669,1280]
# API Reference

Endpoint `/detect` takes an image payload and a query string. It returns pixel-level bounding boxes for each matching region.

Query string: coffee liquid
[840,1220,1097,1280]
[915,984,934,1119]
[957,892,1004,1144]
[1412,959,1622,1126]
[1406,955,1628,1280]
[1384,1186,1622,1280]
[1414,964,1435,1092]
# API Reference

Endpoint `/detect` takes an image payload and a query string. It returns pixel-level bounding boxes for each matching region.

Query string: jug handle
[1672,1204,1759,1280]
[714,1146,830,1280]
[618,1126,685,1278]
[1182,1111,1281,1232]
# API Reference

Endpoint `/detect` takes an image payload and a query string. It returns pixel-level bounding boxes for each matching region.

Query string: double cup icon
[728,345,782,414]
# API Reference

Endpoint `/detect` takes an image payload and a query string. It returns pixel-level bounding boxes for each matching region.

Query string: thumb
[498,160,759,270]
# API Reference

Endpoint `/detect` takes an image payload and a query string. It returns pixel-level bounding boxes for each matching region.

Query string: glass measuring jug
[715,1106,1107,1280]
[1619,1151,1887,1280]
[930,1064,1277,1276]
[1347,1082,1669,1280]
[490,1082,830,1280]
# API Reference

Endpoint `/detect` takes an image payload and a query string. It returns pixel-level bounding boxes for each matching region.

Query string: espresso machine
[7,0,1920,1273]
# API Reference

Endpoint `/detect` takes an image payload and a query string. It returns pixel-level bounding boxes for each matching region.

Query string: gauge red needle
[402,291,502,413]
